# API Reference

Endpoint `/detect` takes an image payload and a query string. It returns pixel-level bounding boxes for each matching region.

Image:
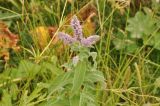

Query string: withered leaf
[0,21,19,61]
[30,26,50,49]
[78,3,97,21]
[30,26,59,49]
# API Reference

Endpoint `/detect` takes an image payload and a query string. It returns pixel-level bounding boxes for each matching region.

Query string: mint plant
[47,15,105,106]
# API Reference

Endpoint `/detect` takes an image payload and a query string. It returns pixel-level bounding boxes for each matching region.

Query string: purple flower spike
[71,15,83,40]
[58,32,76,44]
[58,15,100,47]
[81,35,100,47]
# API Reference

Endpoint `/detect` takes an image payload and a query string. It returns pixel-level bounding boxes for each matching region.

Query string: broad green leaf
[71,61,87,95]
[126,11,156,38]
[85,71,106,89]
[125,42,139,53]
[41,62,62,76]
[18,60,41,78]
[48,72,73,96]
[10,67,26,78]
[147,32,160,50]
[112,29,139,53]
[79,86,98,106]
[113,36,139,53]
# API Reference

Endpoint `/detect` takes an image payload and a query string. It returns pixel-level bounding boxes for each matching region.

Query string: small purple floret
[81,35,100,47]
[58,32,76,44]
[71,15,83,40]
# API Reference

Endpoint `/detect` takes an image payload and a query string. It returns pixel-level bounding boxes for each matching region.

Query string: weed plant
[0,0,160,106]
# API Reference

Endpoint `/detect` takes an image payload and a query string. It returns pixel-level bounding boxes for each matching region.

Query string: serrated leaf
[113,37,138,53]
[48,72,73,96]
[85,71,106,89]
[79,86,99,106]
[126,11,156,38]
[71,61,87,95]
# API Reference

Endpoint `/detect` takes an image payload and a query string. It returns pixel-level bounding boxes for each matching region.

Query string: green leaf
[155,77,160,88]
[89,52,98,71]
[18,60,41,78]
[147,32,160,50]
[70,94,80,106]
[41,62,62,76]
[71,61,87,95]
[10,83,18,101]
[79,86,99,106]
[19,86,45,106]
[40,98,70,106]
[85,71,106,89]
[48,72,73,96]
[113,35,139,53]
[125,41,139,53]
[0,11,21,20]
[126,11,156,38]
[112,29,139,53]
[113,38,126,50]
[0,90,12,106]
[27,87,43,104]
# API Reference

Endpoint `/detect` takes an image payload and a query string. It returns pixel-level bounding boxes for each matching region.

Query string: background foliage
[0,0,160,106]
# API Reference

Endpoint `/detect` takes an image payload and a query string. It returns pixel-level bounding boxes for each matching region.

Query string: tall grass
[0,0,160,106]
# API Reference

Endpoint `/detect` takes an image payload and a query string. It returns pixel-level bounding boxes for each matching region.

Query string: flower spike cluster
[71,15,83,40]
[58,15,100,47]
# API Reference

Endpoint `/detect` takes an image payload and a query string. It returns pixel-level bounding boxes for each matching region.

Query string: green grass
[0,0,160,106]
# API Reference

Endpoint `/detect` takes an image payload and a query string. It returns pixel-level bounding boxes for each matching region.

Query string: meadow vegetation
[0,0,160,106]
